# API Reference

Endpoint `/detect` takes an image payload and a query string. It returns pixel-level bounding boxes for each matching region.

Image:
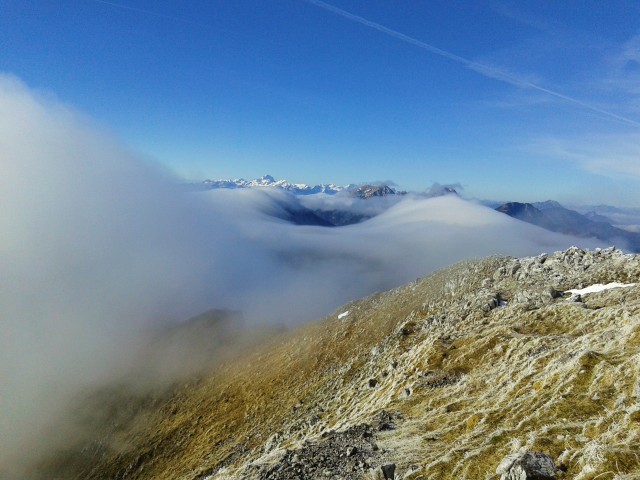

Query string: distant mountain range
[572,204,640,233]
[192,176,640,251]
[496,201,640,252]
[195,175,409,198]
[196,174,356,195]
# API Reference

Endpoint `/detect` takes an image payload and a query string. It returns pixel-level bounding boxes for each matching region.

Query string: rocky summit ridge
[29,247,640,480]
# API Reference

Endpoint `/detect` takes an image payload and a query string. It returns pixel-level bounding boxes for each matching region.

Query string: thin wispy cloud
[598,33,640,99]
[305,0,640,128]
[529,133,640,179]
[619,33,640,66]
[489,1,559,33]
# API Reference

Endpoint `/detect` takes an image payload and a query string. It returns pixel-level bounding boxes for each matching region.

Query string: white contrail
[305,0,640,128]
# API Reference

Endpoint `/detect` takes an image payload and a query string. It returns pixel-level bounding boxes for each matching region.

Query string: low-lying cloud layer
[0,74,601,475]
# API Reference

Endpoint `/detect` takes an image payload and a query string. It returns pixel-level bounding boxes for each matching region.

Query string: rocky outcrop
[353,185,397,199]
[497,452,556,479]
[250,423,393,480]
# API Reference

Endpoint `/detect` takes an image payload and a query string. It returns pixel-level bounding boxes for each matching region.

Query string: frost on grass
[29,247,640,480]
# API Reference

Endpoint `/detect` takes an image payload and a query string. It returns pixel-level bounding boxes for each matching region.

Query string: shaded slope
[496,202,546,224]
[497,202,640,252]
[29,248,640,480]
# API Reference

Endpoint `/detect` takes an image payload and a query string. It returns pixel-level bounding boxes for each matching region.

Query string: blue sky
[3,0,640,205]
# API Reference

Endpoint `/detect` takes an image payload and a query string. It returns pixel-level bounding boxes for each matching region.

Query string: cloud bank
[0,74,601,475]
[0,74,271,474]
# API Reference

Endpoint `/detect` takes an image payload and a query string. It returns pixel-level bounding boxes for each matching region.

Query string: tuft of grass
[30,250,640,479]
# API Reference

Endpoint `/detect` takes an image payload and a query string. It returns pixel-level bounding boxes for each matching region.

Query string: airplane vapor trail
[305,0,640,128]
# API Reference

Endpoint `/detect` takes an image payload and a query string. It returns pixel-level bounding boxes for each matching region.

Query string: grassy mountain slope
[31,248,640,480]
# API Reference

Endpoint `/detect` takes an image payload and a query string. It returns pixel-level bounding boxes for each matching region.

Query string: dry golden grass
[32,248,640,479]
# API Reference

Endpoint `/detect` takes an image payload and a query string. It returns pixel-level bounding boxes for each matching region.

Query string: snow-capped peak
[198,175,355,195]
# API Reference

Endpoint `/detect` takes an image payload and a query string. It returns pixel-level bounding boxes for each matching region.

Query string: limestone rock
[497,452,556,479]
[567,293,582,303]
[255,423,387,479]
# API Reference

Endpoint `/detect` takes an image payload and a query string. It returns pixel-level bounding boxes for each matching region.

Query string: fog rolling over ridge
[0,74,600,475]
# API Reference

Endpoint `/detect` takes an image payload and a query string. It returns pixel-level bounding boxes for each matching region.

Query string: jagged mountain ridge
[496,201,640,253]
[197,175,408,199]
[29,247,640,480]
[198,175,357,195]
[353,184,399,199]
